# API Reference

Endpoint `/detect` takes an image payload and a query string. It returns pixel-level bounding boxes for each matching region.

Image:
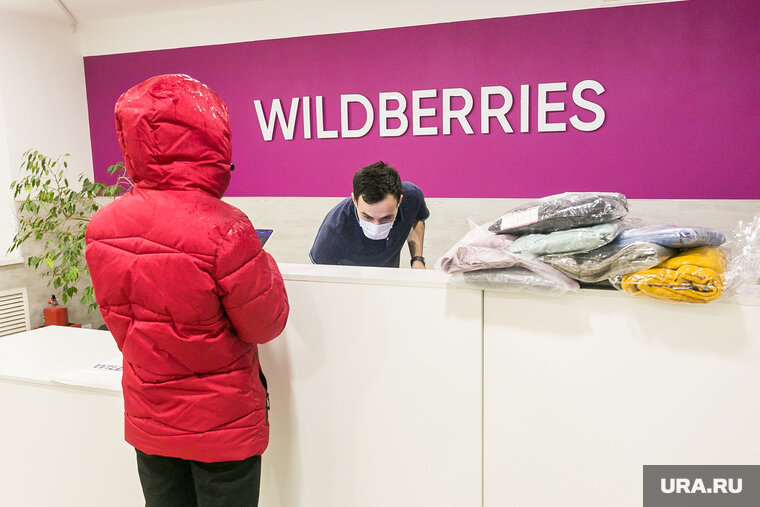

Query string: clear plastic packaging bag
[508,220,625,255]
[541,241,674,283]
[610,247,727,303]
[723,217,760,298]
[488,192,629,235]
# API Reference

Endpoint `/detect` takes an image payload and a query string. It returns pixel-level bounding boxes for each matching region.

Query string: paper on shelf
[50,355,123,393]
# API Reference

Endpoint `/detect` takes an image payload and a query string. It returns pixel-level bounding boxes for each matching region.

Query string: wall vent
[0,288,31,337]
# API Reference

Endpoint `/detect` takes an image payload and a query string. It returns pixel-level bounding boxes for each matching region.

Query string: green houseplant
[8,149,132,311]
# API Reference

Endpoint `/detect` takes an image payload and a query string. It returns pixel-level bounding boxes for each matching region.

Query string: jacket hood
[114,74,232,198]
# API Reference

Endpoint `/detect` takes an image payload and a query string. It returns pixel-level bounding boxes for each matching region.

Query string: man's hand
[407,220,426,269]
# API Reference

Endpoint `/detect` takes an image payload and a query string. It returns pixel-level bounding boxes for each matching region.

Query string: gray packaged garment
[541,242,675,283]
[450,266,579,297]
[489,192,629,235]
[509,220,625,255]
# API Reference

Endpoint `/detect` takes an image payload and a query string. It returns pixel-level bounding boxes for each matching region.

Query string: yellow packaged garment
[620,247,727,303]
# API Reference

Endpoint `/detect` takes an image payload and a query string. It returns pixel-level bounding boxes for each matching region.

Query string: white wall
[75,0,686,57]
[0,9,93,258]
[0,82,14,257]
[77,0,611,56]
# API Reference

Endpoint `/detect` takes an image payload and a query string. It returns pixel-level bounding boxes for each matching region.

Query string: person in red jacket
[85,74,289,507]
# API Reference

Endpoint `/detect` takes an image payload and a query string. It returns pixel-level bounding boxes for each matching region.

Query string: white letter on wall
[442,88,474,135]
[412,89,438,136]
[379,92,409,137]
[520,84,530,133]
[569,79,606,132]
[480,86,514,134]
[537,82,567,133]
[315,96,338,139]
[253,97,300,141]
[341,94,374,138]
[302,96,312,139]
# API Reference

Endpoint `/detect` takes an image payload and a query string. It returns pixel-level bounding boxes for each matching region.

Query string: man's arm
[407,220,426,269]
[310,225,343,265]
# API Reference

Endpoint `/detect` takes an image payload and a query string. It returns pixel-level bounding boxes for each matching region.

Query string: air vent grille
[0,288,31,337]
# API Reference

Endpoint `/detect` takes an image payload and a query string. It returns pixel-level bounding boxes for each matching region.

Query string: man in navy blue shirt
[310,161,429,268]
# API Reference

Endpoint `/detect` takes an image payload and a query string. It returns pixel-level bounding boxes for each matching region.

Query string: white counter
[483,288,760,507]
[261,264,482,507]
[0,326,120,387]
[0,266,483,507]
[278,262,452,288]
[0,327,143,507]
[1,265,758,507]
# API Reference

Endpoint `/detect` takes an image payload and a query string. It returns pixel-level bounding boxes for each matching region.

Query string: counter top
[278,263,760,305]
[0,326,119,388]
[278,262,455,289]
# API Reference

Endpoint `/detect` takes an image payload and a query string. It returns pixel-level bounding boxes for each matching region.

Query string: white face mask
[358,217,393,240]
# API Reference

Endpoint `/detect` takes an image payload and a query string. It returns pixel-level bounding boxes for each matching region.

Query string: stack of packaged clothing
[435,220,579,297]
[437,192,630,296]
[437,192,732,303]
[544,225,728,302]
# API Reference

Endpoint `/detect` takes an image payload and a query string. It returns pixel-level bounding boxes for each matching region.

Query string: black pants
[135,449,262,507]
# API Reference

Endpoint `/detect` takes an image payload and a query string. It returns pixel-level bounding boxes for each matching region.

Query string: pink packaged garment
[436,222,579,295]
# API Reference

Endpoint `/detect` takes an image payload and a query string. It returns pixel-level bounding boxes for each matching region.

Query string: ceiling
[0,0,264,24]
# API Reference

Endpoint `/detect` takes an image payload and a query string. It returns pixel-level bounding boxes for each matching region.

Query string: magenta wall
[84,0,760,198]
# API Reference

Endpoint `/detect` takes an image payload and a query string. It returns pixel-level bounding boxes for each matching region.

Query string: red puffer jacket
[85,74,289,462]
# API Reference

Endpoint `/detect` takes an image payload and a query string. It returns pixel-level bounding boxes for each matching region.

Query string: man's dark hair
[352,161,402,204]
